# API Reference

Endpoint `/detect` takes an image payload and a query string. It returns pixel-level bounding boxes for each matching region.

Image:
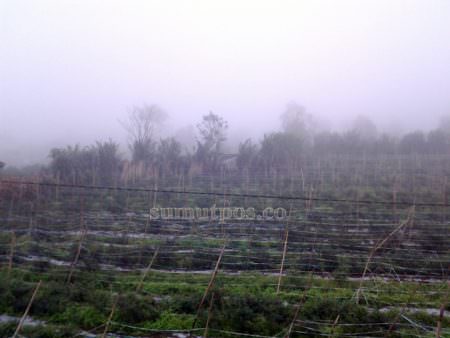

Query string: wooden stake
[136,247,159,292]
[392,180,397,220]
[66,228,86,284]
[7,231,16,278]
[153,172,158,208]
[12,280,42,338]
[330,315,340,338]
[285,273,313,338]
[7,197,14,227]
[435,280,449,338]
[102,294,119,338]
[277,225,289,295]
[356,207,414,303]
[300,167,305,193]
[203,292,215,338]
[28,203,34,235]
[278,205,292,290]
[192,241,226,329]
[55,174,60,201]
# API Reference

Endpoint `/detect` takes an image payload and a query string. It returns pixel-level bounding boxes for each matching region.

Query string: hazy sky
[1,0,450,165]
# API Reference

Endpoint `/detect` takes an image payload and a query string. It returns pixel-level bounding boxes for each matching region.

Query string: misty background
[1,0,450,166]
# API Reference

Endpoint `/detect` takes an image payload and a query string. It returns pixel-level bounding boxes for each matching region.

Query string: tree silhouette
[120,104,167,166]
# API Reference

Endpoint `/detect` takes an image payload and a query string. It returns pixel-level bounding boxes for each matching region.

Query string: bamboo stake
[7,231,16,278]
[435,280,449,338]
[7,196,14,227]
[28,202,34,235]
[356,207,415,303]
[277,206,292,295]
[305,186,313,215]
[138,192,153,266]
[192,241,226,329]
[244,168,249,207]
[203,292,215,338]
[443,177,448,223]
[153,172,158,208]
[444,177,448,206]
[285,273,313,338]
[12,280,42,338]
[183,174,188,207]
[199,242,226,307]
[392,179,397,220]
[102,294,119,338]
[67,199,86,284]
[330,315,340,338]
[136,247,159,292]
[66,228,87,284]
[55,174,60,201]
[277,228,289,294]
[18,179,24,201]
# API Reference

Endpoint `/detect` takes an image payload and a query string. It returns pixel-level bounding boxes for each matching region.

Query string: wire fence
[0,176,449,337]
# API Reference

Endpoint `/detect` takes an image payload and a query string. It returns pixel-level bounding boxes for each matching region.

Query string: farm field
[0,155,449,337]
[3,1,450,337]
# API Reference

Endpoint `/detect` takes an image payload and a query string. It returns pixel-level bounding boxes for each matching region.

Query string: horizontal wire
[2,179,449,207]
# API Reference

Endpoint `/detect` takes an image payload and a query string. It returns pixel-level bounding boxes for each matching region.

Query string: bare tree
[120,104,167,164]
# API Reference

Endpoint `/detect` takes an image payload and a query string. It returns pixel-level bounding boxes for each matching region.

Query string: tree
[280,102,314,142]
[49,145,92,184]
[156,137,183,176]
[259,132,304,174]
[197,112,228,153]
[92,140,123,185]
[438,115,450,133]
[427,129,449,154]
[399,131,427,154]
[351,115,378,142]
[195,112,228,172]
[236,139,258,171]
[374,134,397,155]
[120,104,167,165]
[174,125,197,154]
[313,131,343,155]
[49,141,122,185]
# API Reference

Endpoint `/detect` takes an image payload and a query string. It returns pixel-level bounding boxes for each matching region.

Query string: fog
[1,0,450,166]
